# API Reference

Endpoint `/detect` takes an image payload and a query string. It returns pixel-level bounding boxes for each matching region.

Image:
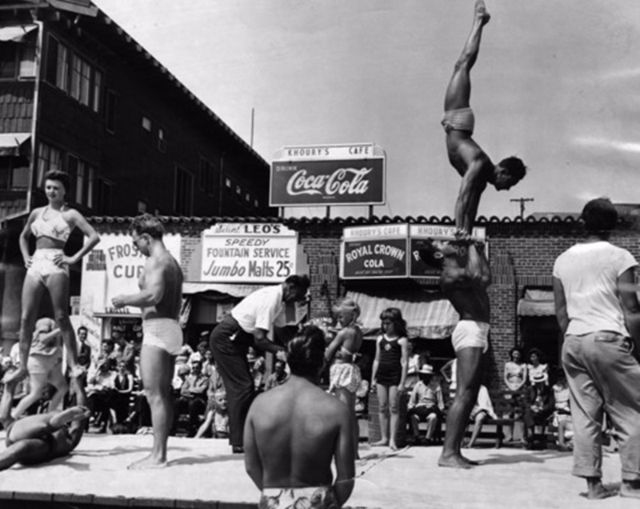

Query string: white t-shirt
[553,241,637,336]
[231,284,286,334]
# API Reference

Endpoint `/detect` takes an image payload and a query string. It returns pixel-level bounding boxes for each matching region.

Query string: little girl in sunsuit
[371,307,409,450]
[325,298,363,457]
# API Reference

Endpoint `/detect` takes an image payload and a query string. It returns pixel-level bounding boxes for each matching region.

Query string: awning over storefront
[346,290,459,339]
[182,282,268,298]
[517,289,555,316]
[48,0,98,17]
[0,25,37,42]
[0,133,30,157]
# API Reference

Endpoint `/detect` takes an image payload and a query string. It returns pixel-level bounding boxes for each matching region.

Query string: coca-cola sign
[270,144,385,206]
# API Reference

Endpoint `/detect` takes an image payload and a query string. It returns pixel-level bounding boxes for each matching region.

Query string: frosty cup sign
[270,143,386,206]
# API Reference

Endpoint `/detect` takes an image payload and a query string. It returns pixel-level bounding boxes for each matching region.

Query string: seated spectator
[112,360,134,425]
[195,389,229,439]
[526,348,549,388]
[87,358,116,433]
[504,347,528,392]
[248,348,266,393]
[173,359,208,437]
[523,382,554,449]
[121,337,137,373]
[465,385,497,448]
[189,339,209,366]
[172,362,190,393]
[202,348,214,377]
[407,364,445,445]
[77,326,92,371]
[264,359,289,391]
[551,369,572,451]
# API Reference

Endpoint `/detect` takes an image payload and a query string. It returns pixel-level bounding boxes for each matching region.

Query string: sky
[95,0,640,220]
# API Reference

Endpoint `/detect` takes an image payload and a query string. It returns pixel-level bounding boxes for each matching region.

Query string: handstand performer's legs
[444,0,491,111]
[439,347,483,468]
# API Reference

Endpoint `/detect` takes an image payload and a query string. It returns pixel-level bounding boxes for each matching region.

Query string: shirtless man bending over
[244,325,355,509]
[420,239,490,468]
[443,0,526,235]
[112,213,183,469]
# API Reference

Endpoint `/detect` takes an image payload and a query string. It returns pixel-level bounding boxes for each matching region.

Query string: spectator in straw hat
[407,364,445,445]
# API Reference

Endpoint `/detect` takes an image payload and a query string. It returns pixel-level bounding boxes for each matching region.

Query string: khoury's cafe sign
[340,224,408,279]
[200,223,299,284]
[270,143,386,206]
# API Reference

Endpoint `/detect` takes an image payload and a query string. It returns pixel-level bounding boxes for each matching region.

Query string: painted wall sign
[409,225,487,277]
[200,223,298,283]
[80,233,181,315]
[340,224,408,279]
[270,143,386,206]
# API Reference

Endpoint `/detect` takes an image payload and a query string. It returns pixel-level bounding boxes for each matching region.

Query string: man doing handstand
[443,0,526,235]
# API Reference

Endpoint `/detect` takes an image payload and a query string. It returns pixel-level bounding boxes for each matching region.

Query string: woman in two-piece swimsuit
[5,170,100,405]
[371,307,409,450]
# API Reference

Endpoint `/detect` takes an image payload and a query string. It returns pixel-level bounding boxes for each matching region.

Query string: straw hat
[418,364,434,375]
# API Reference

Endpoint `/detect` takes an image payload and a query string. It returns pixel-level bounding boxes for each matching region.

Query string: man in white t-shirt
[208,274,310,453]
[553,197,640,500]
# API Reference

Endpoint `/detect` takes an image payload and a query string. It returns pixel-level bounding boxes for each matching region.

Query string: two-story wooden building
[0,0,275,342]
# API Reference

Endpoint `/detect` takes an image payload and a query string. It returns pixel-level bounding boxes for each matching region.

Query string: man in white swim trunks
[112,214,183,469]
[244,325,355,509]
[420,238,490,469]
[443,0,526,236]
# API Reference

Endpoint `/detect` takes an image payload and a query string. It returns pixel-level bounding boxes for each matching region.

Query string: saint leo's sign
[200,223,298,283]
[270,143,386,206]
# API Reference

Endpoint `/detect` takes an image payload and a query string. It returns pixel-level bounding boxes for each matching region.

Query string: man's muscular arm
[455,158,488,235]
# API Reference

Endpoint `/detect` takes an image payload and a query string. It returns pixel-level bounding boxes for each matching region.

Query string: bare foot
[371,439,389,447]
[582,482,616,500]
[438,454,473,469]
[475,0,491,26]
[127,455,167,470]
[461,455,480,466]
[389,443,399,452]
[620,481,640,499]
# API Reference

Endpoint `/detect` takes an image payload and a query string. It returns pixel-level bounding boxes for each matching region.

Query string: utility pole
[510,197,534,218]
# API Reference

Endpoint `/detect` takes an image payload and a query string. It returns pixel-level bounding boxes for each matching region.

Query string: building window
[157,128,166,152]
[174,166,193,215]
[245,192,250,202]
[18,40,36,78]
[142,116,152,132]
[0,42,17,79]
[86,167,94,208]
[92,69,102,112]
[56,42,69,91]
[36,142,62,188]
[95,178,113,214]
[105,89,116,133]
[199,157,215,195]
[254,199,259,208]
[235,185,241,195]
[225,177,231,188]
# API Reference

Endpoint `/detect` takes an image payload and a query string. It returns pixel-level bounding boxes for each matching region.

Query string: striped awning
[346,290,459,339]
[517,289,555,316]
